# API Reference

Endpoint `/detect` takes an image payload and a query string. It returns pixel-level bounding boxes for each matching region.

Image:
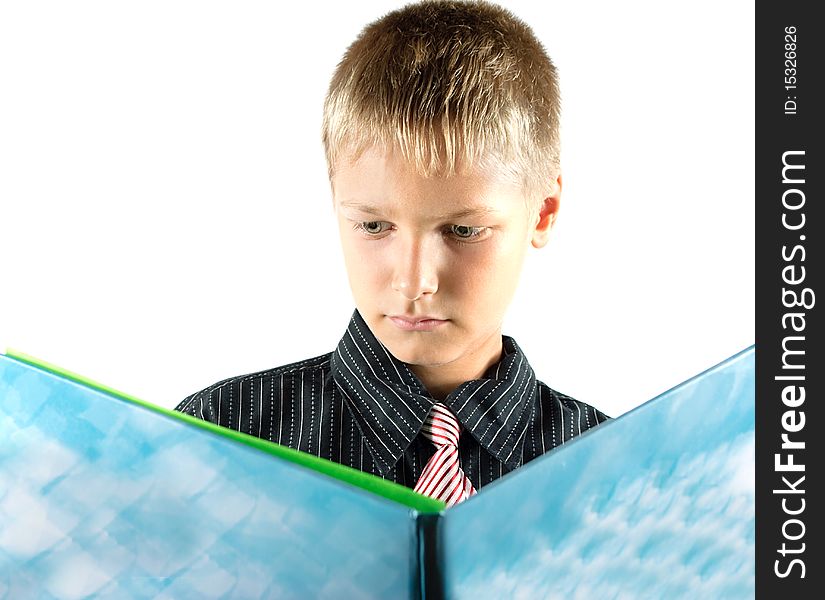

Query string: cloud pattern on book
[453,435,753,599]
[442,348,754,599]
[0,348,754,598]
[0,362,413,599]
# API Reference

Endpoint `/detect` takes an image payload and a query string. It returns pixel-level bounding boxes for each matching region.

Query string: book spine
[414,512,444,600]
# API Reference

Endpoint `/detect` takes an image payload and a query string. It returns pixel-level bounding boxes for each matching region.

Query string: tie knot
[420,403,460,448]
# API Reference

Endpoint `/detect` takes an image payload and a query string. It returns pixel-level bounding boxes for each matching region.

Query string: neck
[409,334,504,400]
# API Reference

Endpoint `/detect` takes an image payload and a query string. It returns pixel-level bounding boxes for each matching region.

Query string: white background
[0,1,754,417]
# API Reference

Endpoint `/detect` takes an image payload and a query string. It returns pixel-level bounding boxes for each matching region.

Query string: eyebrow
[338,201,500,221]
[338,201,384,214]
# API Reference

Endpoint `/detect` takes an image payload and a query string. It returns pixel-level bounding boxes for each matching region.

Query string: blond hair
[322,0,561,204]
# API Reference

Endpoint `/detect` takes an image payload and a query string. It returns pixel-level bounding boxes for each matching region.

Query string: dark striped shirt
[175,310,608,491]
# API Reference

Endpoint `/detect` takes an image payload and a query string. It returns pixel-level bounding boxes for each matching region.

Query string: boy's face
[332,146,558,383]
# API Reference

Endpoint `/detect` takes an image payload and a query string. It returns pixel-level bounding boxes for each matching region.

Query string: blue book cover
[0,347,753,598]
[439,347,754,598]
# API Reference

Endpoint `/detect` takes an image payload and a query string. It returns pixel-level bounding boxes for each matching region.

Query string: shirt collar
[330,310,538,476]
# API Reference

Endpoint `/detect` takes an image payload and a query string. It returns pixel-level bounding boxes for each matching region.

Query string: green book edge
[3,349,445,515]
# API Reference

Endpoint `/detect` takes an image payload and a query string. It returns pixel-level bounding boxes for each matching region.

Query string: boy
[176,0,607,506]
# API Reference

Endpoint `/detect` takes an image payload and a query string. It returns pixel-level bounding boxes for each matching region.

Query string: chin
[377,328,461,368]
[391,346,456,368]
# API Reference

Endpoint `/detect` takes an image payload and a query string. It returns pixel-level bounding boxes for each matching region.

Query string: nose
[391,236,438,301]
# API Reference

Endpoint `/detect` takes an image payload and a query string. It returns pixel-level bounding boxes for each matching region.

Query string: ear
[531,174,562,249]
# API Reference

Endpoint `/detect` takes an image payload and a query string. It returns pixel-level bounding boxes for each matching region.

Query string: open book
[0,347,754,598]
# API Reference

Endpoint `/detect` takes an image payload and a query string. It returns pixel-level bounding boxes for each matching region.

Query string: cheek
[342,239,390,287]
[442,252,495,305]
[449,244,525,306]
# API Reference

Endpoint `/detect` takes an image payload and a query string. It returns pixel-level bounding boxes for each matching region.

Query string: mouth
[387,315,449,332]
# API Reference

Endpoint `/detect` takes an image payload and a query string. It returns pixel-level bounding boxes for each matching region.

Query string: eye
[354,221,392,236]
[449,224,486,239]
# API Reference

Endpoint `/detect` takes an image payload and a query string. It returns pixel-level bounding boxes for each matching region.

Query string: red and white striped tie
[413,403,477,506]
